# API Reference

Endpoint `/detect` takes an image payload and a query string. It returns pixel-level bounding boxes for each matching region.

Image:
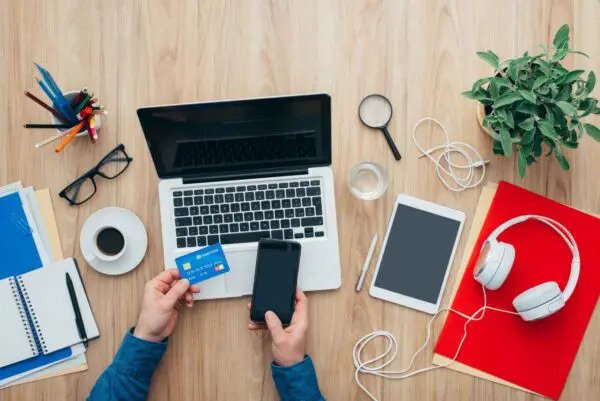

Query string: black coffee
[96,227,125,256]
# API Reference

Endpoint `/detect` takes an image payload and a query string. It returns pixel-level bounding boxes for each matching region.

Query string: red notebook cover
[434,181,600,399]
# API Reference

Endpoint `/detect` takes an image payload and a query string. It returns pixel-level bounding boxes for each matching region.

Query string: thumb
[265,311,284,339]
[163,279,190,308]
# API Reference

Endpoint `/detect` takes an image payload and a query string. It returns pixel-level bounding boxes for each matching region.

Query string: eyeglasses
[59,144,133,205]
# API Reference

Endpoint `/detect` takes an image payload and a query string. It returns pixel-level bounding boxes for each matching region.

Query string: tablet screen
[374,203,462,304]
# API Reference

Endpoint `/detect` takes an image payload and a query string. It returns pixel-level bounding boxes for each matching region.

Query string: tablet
[369,194,465,314]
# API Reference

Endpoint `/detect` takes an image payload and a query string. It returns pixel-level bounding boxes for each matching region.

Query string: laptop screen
[137,94,331,179]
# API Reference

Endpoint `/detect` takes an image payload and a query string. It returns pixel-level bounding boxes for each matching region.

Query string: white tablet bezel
[369,194,465,314]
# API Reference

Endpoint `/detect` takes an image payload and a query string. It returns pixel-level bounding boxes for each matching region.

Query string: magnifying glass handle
[381,127,402,160]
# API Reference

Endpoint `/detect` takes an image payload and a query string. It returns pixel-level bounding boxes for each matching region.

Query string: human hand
[248,289,309,367]
[133,269,200,342]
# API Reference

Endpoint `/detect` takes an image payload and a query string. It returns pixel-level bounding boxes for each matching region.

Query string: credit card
[175,243,230,285]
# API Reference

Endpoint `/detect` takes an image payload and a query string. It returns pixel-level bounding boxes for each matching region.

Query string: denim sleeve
[87,329,167,401]
[271,356,325,401]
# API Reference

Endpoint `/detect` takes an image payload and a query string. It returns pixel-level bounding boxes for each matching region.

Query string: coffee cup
[84,226,127,263]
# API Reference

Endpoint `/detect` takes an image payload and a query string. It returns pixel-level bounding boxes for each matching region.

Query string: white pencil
[355,234,378,292]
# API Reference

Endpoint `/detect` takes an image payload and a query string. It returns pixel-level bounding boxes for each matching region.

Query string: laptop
[137,94,341,299]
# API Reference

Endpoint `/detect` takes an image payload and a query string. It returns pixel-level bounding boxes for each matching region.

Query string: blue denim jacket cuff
[271,355,323,401]
[112,328,168,379]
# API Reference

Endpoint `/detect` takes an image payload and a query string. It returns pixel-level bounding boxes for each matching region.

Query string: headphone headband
[485,215,580,301]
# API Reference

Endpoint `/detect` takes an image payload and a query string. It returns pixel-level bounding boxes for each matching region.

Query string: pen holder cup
[50,91,102,138]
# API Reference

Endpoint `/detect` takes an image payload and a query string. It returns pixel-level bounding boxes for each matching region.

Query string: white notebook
[0,258,99,368]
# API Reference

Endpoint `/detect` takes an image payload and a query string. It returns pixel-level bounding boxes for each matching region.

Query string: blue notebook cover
[0,192,73,383]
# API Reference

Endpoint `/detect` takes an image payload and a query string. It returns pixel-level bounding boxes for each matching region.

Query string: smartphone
[250,239,301,325]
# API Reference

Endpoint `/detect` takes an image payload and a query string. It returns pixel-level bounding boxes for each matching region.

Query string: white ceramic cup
[85,226,127,263]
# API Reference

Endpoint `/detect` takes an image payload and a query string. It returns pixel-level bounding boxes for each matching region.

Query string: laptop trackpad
[224,248,257,297]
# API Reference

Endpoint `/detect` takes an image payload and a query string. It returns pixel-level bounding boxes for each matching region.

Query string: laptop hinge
[182,168,309,185]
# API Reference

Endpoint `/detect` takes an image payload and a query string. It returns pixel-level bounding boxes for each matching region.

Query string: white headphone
[473,214,580,321]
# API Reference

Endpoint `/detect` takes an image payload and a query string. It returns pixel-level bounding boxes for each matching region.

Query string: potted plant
[462,24,600,177]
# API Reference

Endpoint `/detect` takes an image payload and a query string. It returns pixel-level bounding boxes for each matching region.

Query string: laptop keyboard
[172,179,325,248]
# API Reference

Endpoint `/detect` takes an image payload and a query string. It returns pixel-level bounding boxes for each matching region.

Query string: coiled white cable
[412,117,488,192]
[353,285,519,401]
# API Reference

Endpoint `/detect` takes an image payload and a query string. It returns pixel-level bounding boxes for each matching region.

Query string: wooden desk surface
[1,1,599,400]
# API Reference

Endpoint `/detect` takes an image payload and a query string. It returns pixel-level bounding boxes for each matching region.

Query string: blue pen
[37,78,56,103]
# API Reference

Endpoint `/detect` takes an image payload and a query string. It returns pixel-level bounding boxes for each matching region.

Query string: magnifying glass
[358,94,402,160]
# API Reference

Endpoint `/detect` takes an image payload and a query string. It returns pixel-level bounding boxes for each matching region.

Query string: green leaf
[561,140,578,149]
[538,119,558,139]
[568,50,589,58]
[556,155,570,170]
[557,70,585,84]
[519,90,537,104]
[518,117,535,131]
[583,123,600,141]
[586,71,595,93]
[462,90,477,99]
[553,46,569,62]
[471,77,490,92]
[517,149,527,177]
[490,77,512,88]
[476,50,500,69]
[556,100,577,116]
[532,76,549,90]
[553,24,570,49]
[500,127,512,156]
[494,92,522,108]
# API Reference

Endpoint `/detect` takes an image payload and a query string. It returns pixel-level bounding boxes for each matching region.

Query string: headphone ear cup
[513,281,565,321]
[483,242,515,290]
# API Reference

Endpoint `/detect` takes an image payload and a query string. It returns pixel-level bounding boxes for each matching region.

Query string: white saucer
[80,207,148,275]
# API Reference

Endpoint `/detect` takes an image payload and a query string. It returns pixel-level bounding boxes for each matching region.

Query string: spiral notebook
[0,258,99,369]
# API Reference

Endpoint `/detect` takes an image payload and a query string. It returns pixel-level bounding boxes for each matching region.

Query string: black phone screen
[250,239,301,325]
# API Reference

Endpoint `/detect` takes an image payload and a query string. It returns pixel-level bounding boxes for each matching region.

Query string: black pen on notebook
[66,272,88,347]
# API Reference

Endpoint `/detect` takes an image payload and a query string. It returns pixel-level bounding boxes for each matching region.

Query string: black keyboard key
[310,180,320,185]
[187,237,197,247]
[176,227,187,237]
[261,201,271,210]
[207,235,219,245]
[291,218,300,227]
[235,193,244,202]
[189,227,198,236]
[268,183,277,189]
[295,209,305,217]
[194,196,203,205]
[197,236,207,246]
[219,224,229,233]
[240,222,249,231]
[296,188,306,197]
[250,222,259,231]
[205,188,214,194]
[231,203,240,212]
[194,217,203,226]
[312,197,321,206]
[306,207,315,217]
[220,204,230,213]
[234,213,243,222]
[225,194,234,203]
[194,189,203,195]
[174,207,189,217]
[216,187,225,194]
[229,223,240,233]
[305,227,314,234]
[300,181,309,187]
[284,229,294,239]
[176,217,192,227]
[236,186,246,192]
[226,187,235,193]
[286,189,295,197]
[203,216,213,225]
[177,238,186,248]
[260,221,270,230]
[254,211,264,220]
[258,184,267,190]
[244,212,254,221]
[209,225,219,234]
[302,198,311,207]
[245,192,255,201]
[215,195,224,203]
[285,209,295,218]
[247,185,257,191]
[292,198,301,207]
[173,197,183,207]
[275,210,284,219]
[173,191,182,196]
[301,217,323,226]
[199,226,208,234]
[204,195,214,204]
[294,233,304,239]
[315,205,323,215]
[184,190,193,196]
[214,215,223,224]
[276,190,285,199]
[210,205,219,214]
[184,197,193,206]
[266,190,275,199]
[224,214,233,223]
[200,206,209,214]
[255,191,265,200]
[265,210,274,219]
[270,220,280,229]
[307,187,321,196]
[272,230,283,239]
[289,182,299,188]
[241,202,250,211]
[281,219,290,228]
[305,232,314,238]
[315,231,324,237]
[282,199,291,208]
[278,183,288,188]
[251,202,260,211]
[220,231,270,245]
[272,200,281,209]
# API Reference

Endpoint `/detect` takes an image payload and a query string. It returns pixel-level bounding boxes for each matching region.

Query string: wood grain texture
[0,1,598,400]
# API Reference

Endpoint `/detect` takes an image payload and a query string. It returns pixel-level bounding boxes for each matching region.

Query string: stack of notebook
[0,182,98,388]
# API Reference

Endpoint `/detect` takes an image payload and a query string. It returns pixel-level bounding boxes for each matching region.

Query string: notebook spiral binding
[8,277,39,357]
[16,276,48,355]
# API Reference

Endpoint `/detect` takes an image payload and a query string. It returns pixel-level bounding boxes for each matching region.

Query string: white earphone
[473,214,580,321]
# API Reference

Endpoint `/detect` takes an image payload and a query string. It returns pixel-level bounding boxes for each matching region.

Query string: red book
[434,181,600,399]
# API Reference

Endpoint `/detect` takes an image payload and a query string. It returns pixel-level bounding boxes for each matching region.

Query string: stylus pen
[355,234,378,292]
